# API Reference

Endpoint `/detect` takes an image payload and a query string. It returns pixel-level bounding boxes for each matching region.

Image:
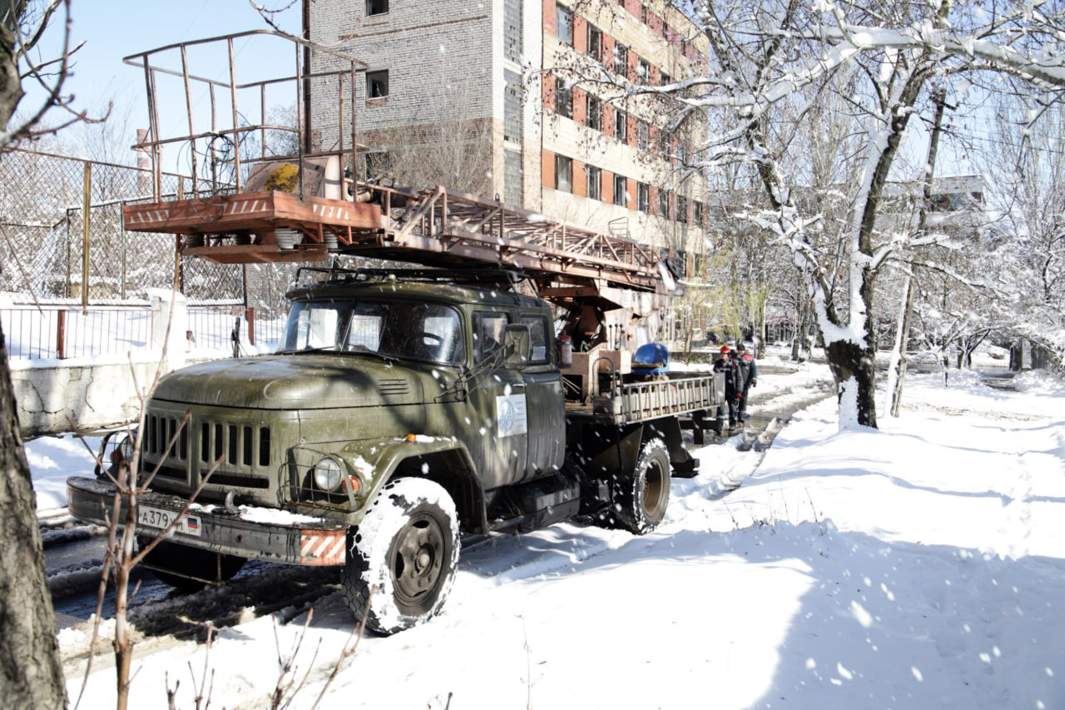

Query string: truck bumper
[66,477,349,566]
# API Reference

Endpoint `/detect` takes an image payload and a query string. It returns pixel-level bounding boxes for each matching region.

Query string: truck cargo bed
[564,372,724,426]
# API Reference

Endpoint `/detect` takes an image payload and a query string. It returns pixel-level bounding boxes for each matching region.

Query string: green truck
[67,269,723,634]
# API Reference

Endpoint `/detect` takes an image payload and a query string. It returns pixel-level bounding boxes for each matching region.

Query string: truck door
[468,311,528,489]
[519,312,564,479]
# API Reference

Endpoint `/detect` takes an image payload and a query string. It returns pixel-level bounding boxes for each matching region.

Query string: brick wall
[309,2,496,156]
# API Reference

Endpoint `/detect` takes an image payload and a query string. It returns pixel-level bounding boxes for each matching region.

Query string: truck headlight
[313,457,343,492]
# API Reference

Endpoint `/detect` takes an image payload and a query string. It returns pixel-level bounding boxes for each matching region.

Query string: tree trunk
[827,333,878,429]
[0,323,68,708]
[887,272,915,417]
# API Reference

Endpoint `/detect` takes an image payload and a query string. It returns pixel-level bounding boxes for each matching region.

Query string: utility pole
[889,88,947,417]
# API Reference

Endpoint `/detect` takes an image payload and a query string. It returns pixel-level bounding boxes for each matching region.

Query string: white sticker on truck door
[496,393,528,437]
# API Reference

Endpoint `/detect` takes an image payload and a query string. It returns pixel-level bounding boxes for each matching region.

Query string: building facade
[308,0,711,265]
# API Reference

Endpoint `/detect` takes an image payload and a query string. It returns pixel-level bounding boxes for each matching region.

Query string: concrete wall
[12,292,200,438]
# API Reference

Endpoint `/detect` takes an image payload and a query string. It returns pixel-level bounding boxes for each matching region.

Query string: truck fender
[338,437,487,533]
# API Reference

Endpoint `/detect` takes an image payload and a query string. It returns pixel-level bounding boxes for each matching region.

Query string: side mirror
[503,324,532,368]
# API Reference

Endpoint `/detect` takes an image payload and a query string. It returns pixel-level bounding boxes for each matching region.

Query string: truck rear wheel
[613,438,671,534]
[137,537,246,593]
[342,478,460,635]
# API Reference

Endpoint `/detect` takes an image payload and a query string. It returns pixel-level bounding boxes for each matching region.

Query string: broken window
[557,3,573,45]
[366,0,388,15]
[556,77,572,118]
[613,174,627,207]
[587,165,601,201]
[586,94,601,130]
[555,155,573,193]
[366,70,389,98]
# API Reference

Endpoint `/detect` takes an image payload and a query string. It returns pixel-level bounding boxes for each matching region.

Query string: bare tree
[0,1,108,706]
[624,0,1065,427]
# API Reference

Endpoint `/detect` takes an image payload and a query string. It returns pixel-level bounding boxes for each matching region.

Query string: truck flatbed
[564,372,724,426]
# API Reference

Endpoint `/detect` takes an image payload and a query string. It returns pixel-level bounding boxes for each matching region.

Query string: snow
[58,370,1065,710]
[238,505,322,526]
[24,434,100,511]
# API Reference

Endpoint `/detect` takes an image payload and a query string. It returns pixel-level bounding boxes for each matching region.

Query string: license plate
[137,505,202,537]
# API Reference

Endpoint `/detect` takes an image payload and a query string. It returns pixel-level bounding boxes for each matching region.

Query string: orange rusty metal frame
[124,29,366,202]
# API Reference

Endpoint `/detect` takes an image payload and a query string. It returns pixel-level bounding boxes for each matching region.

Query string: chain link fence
[0,148,244,302]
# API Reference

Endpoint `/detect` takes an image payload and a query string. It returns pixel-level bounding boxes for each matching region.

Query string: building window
[677,195,688,223]
[366,0,388,15]
[693,201,704,226]
[586,94,601,130]
[613,43,628,77]
[555,155,573,192]
[613,175,627,207]
[659,190,671,219]
[637,182,649,212]
[587,24,602,62]
[661,22,670,41]
[661,71,671,87]
[614,108,627,142]
[637,120,649,150]
[556,77,572,118]
[636,58,650,83]
[586,166,601,200]
[366,70,389,98]
[640,3,648,24]
[557,3,573,46]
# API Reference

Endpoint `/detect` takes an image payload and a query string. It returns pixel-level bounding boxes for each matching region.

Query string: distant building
[307,0,711,267]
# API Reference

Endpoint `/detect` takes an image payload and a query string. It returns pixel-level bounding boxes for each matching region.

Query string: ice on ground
[62,370,1065,710]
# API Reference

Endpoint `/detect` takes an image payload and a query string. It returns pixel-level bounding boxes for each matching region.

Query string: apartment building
[308,0,711,265]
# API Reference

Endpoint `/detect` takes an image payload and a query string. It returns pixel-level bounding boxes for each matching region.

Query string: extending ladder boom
[123,181,666,295]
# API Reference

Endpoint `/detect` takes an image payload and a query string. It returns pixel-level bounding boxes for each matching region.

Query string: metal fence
[0,148,242,301]
[0,300,286,361]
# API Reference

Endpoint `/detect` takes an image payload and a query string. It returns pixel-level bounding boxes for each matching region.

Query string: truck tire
[137,537,246,593]
[342,478,460,635]
[613,438,672,534]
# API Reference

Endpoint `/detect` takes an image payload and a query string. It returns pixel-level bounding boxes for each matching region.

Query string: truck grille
[141,410,273,493]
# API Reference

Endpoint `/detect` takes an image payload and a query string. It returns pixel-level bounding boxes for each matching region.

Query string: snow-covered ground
[27,434,101,511]
[58,369,1065,709]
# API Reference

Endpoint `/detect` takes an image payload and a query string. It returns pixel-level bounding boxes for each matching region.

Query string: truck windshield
[281,300,466,365]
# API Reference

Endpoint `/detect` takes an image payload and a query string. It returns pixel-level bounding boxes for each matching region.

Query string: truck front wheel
[613,438,672,534]
[342,478,460,635]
